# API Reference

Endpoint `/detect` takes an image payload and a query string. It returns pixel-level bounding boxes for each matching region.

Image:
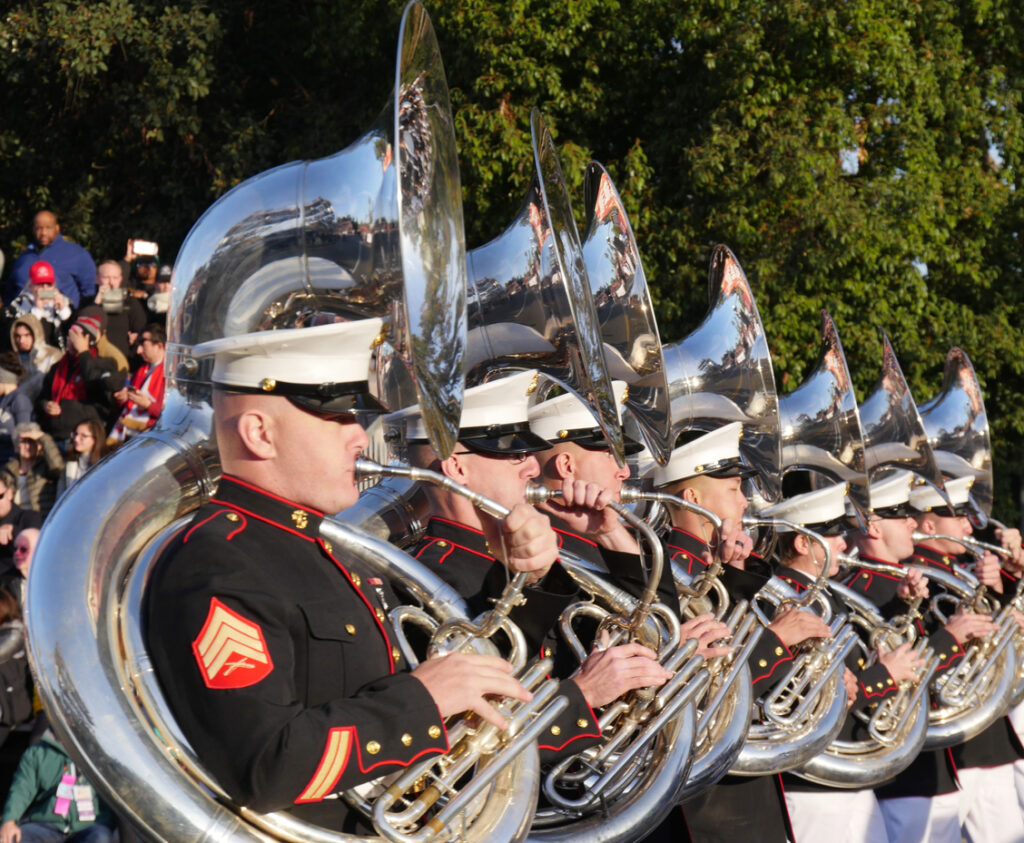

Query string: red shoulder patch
[192,597,274,689]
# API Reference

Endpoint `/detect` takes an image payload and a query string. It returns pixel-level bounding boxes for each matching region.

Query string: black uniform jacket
[664,527,794,692]
[658,527,793,843]
[411,516,602,757]
[145,476,448,830]
[850,544,1023,799]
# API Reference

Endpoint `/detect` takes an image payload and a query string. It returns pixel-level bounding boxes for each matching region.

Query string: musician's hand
[767,607,832,648]
[944,610,997,646]
[1011,609,1024,631]
[897,567,929,601]
[878,642,926,683]
[842,667,858,708]
[413,652,530,730]
[715,518,753,570]
[493,503,559,584]
[545,479,638,553]
[679,613,733,659]
[975,551,1004,593]
[571,630,672,708]
[997,527,1024,573]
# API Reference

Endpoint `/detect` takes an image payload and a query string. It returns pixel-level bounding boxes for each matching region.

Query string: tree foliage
[2,0,1023,517]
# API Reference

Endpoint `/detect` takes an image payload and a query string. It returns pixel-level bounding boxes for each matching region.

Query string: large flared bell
[860,332,946,502]
[167,2,466,456]
[464,109,624,464]
[581,161,671,464]
[918,347,992,520]
[778,311,870,523]
[661,245,782,501]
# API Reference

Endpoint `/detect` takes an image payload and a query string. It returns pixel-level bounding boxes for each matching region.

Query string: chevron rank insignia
[192,597,274,689]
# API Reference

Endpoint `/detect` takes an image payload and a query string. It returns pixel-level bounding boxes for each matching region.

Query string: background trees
[3,0,1022,517]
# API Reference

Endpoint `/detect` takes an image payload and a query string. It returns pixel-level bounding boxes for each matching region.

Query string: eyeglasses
[13,546,29,555]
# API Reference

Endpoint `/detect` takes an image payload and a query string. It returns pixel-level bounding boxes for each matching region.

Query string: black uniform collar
[775,565,813,591]
[911,543,958,570]
[422,517,492,559]
[856,552,904,570]
[211,475,324,541]
[546,513,605,568]
[664,526,710,558]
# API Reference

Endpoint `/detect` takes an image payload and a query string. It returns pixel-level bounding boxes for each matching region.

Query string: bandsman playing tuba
[144,320,543,833]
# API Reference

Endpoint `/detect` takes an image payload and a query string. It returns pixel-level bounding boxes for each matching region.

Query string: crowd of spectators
[0,211,168,839]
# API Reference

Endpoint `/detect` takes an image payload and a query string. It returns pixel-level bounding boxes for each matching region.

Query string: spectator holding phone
[6,263,72,351]
[109,324,165,443]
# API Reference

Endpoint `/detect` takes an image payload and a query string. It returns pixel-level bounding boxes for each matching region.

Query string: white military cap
[760,482,849,534]
[391,369,549,455]
[910,474,974,515]
[653,422,754,486]
[528,381,642,454]
[192,318,386,413]
[859,469,914,517]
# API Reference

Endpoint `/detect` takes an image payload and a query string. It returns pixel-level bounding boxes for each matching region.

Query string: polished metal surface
[860,333,945,498]
[167,2,467,457]
[580,162,670,464]
[465,110,623,464]
[661,245,782,501]
[778,311,870,522]
[918,347,993,519]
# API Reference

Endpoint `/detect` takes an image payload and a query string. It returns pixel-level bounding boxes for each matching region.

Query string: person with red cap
[5,261,73,351]
[36,315,119,443]
[5,211,96,308]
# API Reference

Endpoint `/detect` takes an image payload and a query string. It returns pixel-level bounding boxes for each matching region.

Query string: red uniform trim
[222,475,325,516]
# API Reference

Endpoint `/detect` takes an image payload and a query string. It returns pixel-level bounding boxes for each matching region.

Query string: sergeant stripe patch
[192,597,273,689]
[296,727,355,803]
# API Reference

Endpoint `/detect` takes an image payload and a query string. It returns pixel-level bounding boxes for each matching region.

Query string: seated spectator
[0,589,32,749]
[7,263,72,352]
[55,420,108,499]
[0,481,41,586]
[4,424,63,519]
[37,317,118,442]
[0,727,115,842]
[74,307,128,377]
[0,356,35,464]
[109,324,165,444]
[92,261,145,364]
[146,264,172,326]
[5,211,97,309]
[6,528,38,607]
[10,316,61,387]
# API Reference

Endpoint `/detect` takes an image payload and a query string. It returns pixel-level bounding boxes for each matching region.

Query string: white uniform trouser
[879,791,960,843]
[784,788,887,843]
[958,763,1024,843]
[1009,702,1024,814]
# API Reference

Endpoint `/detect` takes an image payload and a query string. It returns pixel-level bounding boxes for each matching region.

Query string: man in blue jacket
[6,212,96,308]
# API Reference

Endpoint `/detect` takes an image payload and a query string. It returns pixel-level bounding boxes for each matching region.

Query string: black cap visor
[216,378,386,418]
[459,423,550,456]
[546,427,645,456]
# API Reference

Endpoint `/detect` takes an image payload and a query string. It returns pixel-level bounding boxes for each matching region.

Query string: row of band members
[136,319,1024,843]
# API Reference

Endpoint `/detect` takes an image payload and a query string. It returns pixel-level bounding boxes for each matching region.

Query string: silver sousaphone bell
[661,245,782,501]
[918,347,993,524]
[777,310,870,525]
[580,161,671,464]
[464,109,625,464]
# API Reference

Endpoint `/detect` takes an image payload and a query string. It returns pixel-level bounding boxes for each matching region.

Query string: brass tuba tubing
[911,529,1014,561]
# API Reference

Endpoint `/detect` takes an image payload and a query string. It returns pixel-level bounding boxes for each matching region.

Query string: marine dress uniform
[145,319,449,833]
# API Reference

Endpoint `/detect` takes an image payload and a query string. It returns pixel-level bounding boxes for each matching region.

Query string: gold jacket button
[225,512,240,522]
[375,608,385,622]
[436,540,448,548]
[886,678,894,685]
[577,719,589,729]
[322,540,333,555]
[758,659,768,668]
[951,645,959,652]
[876,683,884,689]
[550,725,561,736]
[401,733,413,747]
[939,654,947,660]
[351,573,361,588]
[366,741,381,755]
[345,624,356,636]
[774,646,784,656]
[392,647,401,662]
[428,725,442,739]
[543,647,552,658]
